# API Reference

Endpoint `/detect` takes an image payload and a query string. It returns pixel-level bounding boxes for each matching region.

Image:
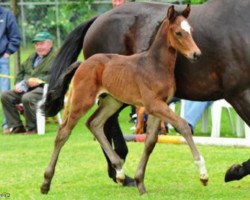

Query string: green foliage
[20,0,95,46]
[57,0,96,39]
[183,0,207,4]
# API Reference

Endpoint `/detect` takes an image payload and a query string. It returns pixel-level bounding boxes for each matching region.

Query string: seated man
[1,32,56,134]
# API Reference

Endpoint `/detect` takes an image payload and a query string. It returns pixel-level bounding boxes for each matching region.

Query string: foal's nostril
[193,52,201,60]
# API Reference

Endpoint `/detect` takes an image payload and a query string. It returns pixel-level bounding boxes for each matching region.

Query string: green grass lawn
[0,105,250,200]
[0,49,249,199]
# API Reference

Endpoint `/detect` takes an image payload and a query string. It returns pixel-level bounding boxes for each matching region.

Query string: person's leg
[0,57,11,129]
[21,87,43,130]
[1,90,23,129]
[183,101,213,129]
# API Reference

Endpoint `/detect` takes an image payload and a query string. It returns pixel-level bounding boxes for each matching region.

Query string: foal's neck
[147,20,177,70]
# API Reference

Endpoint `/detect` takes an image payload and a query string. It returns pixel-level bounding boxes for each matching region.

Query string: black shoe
[11,126,26,134]
[25,128,37,135]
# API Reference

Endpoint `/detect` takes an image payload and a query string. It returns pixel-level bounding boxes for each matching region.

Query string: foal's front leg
[86,95,126,184]
[148,101,209,186]
[135,115,161,194]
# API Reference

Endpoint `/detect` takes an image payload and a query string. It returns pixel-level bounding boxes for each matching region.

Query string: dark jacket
[0,7,21,57]
[15,49,57,84]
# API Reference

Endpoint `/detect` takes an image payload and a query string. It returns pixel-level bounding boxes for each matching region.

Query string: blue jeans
[0,57,11,129]
[183,100,213,128]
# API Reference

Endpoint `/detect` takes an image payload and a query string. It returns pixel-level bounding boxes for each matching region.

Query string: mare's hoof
[123,175,136,187]
[40,184,50,194]
[225,164,246,182]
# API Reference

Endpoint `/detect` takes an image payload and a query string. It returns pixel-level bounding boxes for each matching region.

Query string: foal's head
[166,5,201,61]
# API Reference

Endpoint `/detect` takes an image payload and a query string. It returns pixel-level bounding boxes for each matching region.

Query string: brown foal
[41,5,208,195]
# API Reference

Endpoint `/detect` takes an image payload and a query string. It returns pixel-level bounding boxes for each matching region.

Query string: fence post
[11,0,21,76]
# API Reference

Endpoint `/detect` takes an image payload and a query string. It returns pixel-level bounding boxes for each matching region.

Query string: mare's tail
[45,16,98,117]
[44,62,81,117]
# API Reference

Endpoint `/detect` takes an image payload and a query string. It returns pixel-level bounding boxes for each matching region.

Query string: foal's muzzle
[187,51,202,62]
[192,52,202,61]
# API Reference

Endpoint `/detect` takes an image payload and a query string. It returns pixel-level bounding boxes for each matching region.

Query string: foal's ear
[182,4,191,18]
[167,5,175,22]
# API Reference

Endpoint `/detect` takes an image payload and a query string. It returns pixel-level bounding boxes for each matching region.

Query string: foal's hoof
[40,184,50,194]
[225,164,246,182]
[123,175,136,187]
[200,174,209,186]
[200,177,208,186]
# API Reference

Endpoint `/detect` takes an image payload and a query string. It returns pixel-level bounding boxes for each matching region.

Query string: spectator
[0,6,21,133]
[1,32,56,134]
[112,0,126,8]
[183,100,213,133]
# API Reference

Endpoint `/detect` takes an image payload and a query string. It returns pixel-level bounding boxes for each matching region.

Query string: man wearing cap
[1,32,56,134]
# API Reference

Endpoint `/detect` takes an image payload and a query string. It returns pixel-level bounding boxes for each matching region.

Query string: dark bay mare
[45,0,250,185]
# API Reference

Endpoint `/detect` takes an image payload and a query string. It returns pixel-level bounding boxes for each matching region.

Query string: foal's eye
[175,32,182,37]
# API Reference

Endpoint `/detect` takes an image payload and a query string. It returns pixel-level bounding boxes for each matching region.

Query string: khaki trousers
[1,87,43,130]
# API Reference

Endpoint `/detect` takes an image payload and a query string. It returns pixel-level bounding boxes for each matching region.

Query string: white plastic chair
[210,100,234,137]
[207,99,250,139]
[36,84,62,135]
[180,99,250,139]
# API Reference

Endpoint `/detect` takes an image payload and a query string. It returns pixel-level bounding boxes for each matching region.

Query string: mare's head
[166,5,201,61]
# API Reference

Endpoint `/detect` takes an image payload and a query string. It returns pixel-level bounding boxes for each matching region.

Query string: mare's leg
[86,95,126,184]
[103,104,135,186]
[146,101,208,185]
[135,115,161,194]
[41,80,97,194]
[225,89,250,181]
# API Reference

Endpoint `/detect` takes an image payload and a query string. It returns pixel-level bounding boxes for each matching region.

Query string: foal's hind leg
[86,95,126,184]
[135,115,161,194]
[146,101,208,186]
[41,90,96,194]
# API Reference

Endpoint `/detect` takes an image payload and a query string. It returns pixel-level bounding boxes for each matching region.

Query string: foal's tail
[44,62,81,117]
[45,16,98,117]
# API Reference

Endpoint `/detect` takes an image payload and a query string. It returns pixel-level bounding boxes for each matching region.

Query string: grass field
[0,49,250,199]
[1,105,250,200]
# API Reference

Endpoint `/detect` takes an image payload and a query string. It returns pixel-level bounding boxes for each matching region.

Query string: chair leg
[236,115,245,137]
[244,123,250,140]
[211,102,222,137]
[37,108,45,135]
[201,109,209,133]
[225,107,235,134]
